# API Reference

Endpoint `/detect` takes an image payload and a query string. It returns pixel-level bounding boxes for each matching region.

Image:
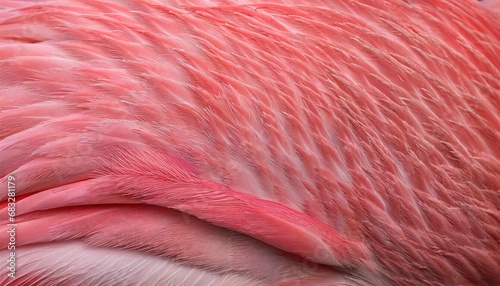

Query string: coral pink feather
[1,0,499,285]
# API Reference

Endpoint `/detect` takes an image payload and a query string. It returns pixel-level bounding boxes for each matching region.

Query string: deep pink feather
[1,0,499,285]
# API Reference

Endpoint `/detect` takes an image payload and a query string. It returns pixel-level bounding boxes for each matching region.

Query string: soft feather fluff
[1,0,499,285]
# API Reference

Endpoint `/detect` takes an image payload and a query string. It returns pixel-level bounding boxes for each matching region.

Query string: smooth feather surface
[0,241,266,286]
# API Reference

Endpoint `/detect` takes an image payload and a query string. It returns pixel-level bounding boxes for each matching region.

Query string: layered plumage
[0,0,499,285]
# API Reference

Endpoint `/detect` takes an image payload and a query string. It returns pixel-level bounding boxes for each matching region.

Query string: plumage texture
[0,0,499,285]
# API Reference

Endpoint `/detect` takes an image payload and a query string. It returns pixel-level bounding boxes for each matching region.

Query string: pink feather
[1,0,499,285]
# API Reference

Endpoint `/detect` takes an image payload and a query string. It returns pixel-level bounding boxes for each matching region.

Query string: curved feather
[1,0,499,285]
